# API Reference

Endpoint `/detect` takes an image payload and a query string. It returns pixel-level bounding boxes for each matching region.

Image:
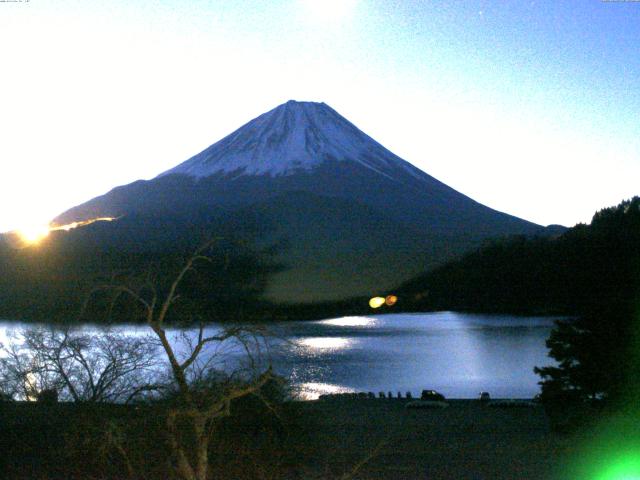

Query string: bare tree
[89,243,277,480]
[0,331,59,401]
[0,326,159,403]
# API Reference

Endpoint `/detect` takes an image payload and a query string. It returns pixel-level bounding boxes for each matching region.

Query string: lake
[0,312,558,400]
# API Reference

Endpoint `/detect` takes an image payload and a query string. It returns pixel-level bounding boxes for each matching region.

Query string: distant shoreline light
[369,295,398,309]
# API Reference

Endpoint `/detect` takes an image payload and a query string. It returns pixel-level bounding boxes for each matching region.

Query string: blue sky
[1,0,638,233]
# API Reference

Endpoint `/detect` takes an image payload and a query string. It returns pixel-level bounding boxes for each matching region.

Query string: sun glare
[17,224,50,244]
[5,217,117,248]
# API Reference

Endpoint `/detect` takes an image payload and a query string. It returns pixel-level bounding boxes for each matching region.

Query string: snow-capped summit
[160,100,419,180]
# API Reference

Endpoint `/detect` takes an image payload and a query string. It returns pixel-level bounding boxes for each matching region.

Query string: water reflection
[296,337,353,351]
[318,316,378,327]
[0,312,559,400]
[296,382,354,400]
[436,314,482,382]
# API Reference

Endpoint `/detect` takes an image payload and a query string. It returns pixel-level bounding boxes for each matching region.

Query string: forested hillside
[400,197,640,316]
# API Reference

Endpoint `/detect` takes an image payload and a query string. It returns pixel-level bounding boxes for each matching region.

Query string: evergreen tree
[535,197,640,404]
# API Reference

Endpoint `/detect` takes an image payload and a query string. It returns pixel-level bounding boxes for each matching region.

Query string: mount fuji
[54,100,547,303]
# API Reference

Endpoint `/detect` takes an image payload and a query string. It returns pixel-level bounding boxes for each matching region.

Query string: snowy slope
[160,100,422,181]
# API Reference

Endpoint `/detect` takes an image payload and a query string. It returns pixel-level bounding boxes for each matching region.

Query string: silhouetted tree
[535,197,640,406]
[534,311,631,402]
[0,327,158,402]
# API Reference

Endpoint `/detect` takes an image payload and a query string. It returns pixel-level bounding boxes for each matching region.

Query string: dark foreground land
[293,398,572,480]
[0,397,586,480]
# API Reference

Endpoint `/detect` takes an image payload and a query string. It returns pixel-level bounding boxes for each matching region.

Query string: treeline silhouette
[0,214,283,323]
[3,198,638,325]
[399,197,640,317]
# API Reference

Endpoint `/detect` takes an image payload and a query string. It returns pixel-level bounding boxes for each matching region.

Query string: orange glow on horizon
[51,217,117,232]
[8,217,117,247]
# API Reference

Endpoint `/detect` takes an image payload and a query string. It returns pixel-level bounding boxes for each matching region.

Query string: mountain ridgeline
[45,100,551,308]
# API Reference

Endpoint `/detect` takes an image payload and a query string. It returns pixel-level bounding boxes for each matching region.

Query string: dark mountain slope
[47,100,546,304]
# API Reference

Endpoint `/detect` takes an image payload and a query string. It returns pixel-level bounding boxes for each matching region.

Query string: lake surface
[0,312,558,400]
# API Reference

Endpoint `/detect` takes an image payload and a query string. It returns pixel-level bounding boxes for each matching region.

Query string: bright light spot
[6,217,117,248]
[25,372,38,402]
[369,297,385,309]
[297,337,352,350]
[385,295,398,306]
[57,222,80,231]
[297,382,354,400]
[16,224,50,244]
[300,0,358,23]
[51,217,116,232]
[567,415,640,480]
[596,454,640,480]
[320,316,377,327]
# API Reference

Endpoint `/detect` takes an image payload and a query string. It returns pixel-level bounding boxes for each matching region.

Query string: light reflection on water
[270,312,559,399]
[318,316,378,327]
[295,382,354,400]
[295,337,353,351]
[0,312,559,400]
